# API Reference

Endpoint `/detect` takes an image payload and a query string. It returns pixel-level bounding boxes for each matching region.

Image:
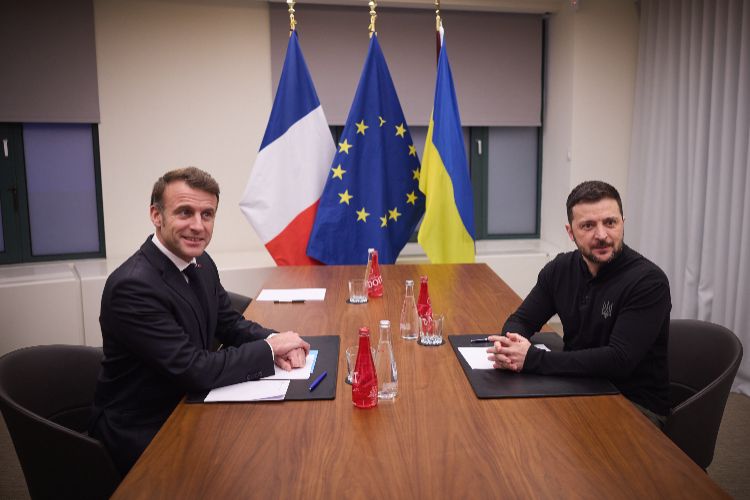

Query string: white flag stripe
[240,106,334,243]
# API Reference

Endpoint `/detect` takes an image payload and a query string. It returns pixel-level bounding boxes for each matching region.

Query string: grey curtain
[627,0,750,394]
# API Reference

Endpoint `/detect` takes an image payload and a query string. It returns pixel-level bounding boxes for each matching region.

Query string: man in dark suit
[89,167,310,475]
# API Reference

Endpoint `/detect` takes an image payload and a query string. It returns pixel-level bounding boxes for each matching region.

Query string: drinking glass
[348,279,368,304]
[420,313,445,346]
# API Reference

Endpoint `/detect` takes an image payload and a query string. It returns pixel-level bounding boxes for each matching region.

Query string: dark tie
[183,263,208,317]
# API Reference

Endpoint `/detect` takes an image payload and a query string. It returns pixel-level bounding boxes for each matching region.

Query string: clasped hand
[267,331,310,371]
[486,333,530,372]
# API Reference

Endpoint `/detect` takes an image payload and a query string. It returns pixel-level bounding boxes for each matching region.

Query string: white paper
[204,380,290,402]
[459,344,551,370]
[458,347,496,370]
[263,350,318,380]
[256,288,326,302]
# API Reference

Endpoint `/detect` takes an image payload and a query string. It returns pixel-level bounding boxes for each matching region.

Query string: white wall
[95,0,273,263]
[0,264,85,354]
[570,0,638,197]
[541,0,639,248]
[540,4,575,250]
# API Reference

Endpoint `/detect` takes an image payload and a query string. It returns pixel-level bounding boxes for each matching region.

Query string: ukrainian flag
[418,36,476,263]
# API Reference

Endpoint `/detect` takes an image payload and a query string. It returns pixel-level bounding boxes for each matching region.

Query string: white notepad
[256,288,326,301]
[263,350,318,380]
[203,350,319,402]
[458,347,496,370]
[458,344,552,370]
[204,380,290,402]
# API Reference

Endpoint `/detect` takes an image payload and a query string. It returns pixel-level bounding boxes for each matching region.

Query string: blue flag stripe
[431,43,475,237]
[260,32,321,150]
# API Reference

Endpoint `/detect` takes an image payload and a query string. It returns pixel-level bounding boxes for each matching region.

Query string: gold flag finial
[435,0,442,32]
[368,0,377,38]
[288,0,297,34]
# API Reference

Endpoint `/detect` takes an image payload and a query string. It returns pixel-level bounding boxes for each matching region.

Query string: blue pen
[309,371,327,392]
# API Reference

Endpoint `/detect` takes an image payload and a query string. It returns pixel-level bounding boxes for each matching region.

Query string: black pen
[471,332,546,343]
[273,300,305,304]
[309,371,327,392]
[470,337,492,343]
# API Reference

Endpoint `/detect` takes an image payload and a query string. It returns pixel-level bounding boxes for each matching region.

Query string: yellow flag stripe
[418,118,475,263]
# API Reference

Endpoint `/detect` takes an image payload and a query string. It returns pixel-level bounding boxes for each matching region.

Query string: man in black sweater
[487,181,671,427]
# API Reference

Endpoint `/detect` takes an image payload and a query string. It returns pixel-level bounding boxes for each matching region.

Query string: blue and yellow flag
[418,37,475,263]
[307,34,424,265]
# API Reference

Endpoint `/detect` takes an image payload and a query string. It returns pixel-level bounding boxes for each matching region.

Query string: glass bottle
[374,320,398,400]
[400,280,420,340]
[417,275,434,345]
[365,248,384,297]
[352,326,378,408]
[364,248,373,287]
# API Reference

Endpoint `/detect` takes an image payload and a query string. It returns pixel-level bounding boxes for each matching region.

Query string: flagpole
[368,0,377,38]
[288,0,297,35]
[435,0,441,63]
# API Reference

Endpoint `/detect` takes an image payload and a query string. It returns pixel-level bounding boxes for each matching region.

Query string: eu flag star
[412,168,420,180]
[339,189,353,205]
[395,123,406,138]
[338,139,352,154]
[408,144,417,157]
[388,207,402,221]
[380,215,388,227]
[331,164,346,180]
[406,191,418,205]
[356,207,370,222]
[379,116,386,127]
[355,120,369,135]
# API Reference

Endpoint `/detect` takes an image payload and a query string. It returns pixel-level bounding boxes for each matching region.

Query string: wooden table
[114,264,728,499]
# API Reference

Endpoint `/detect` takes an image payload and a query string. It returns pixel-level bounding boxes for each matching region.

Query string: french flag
[240,31,334,265]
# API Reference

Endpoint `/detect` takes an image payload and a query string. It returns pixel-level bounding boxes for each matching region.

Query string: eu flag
[307,34,424,265]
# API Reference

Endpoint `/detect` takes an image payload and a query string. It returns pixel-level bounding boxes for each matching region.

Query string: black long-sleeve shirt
[502,245,671,415]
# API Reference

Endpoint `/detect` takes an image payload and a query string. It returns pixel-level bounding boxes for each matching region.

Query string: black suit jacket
[90,237,276,474]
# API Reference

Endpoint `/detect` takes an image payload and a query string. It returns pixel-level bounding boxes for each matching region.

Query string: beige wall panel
[94,0,273,261]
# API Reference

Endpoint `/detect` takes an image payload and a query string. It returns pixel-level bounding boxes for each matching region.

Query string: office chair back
[0,345,121,499]
[226,290,252,315]
[664,319,743,470]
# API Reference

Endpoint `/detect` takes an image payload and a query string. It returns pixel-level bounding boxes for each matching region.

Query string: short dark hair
[150,167,220,211]
[566,180,623,223]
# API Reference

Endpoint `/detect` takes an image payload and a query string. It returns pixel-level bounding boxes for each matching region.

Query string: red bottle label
[367,250,384,297]
[417,276,432,332]
[352,328,378,408]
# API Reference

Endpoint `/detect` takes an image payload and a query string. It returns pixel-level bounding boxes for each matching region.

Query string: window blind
[269,4,542,126]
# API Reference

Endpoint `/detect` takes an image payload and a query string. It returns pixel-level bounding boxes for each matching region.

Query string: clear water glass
[348,279,368,304]
[420,313,445,346]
